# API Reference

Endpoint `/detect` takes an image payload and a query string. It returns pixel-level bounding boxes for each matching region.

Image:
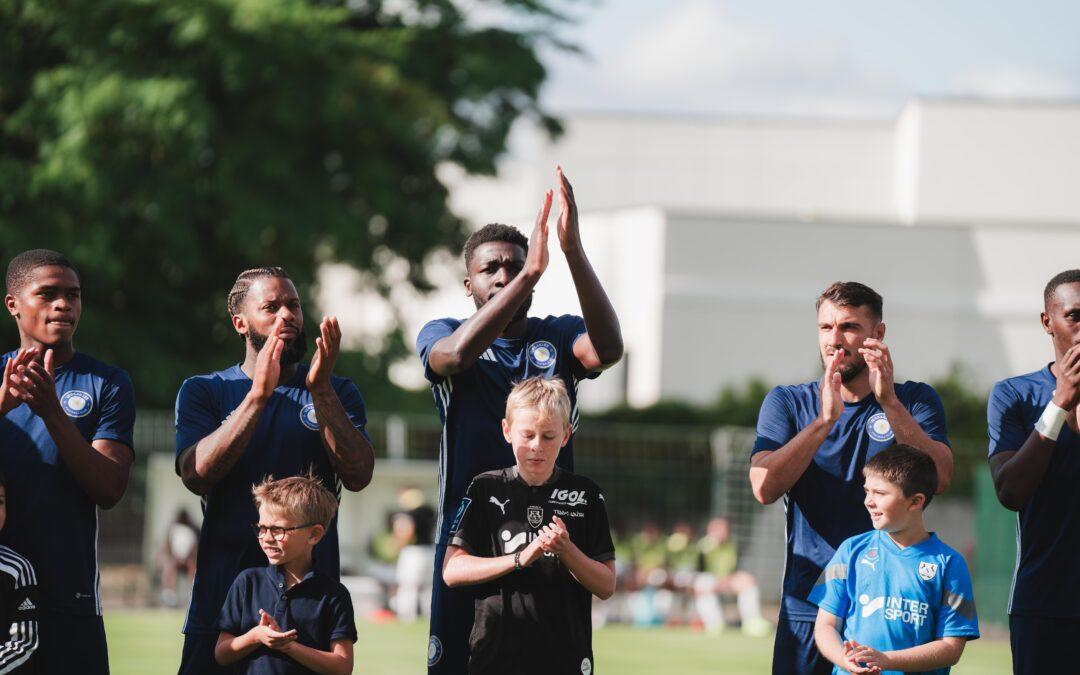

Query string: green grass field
[105,610,1011,674]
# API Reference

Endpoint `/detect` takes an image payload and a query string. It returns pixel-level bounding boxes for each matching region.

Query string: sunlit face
[501,408,571,484]
[254,504,323,567]
[817,301,884,383]
[863,472,923,533]
[5,266,81,348]
[1042,282,1080,360]
[233,276,308,365]
[464,241,532,321]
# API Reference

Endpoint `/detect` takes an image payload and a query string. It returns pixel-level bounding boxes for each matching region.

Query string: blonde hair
[252,472,338,527]
[505,376,571,430]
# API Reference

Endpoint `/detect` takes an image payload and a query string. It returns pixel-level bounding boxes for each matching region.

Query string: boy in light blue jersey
[811,445,978,674]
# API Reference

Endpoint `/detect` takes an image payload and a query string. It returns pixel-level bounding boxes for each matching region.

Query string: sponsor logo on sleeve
[528,341,557,369]
[581,657,593,675]
[61,390,94,418]
[866,412,894,442]
[449,498,472,534]
[427,635,443,667]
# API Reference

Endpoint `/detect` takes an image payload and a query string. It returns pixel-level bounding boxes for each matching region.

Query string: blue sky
[536,0,1080,116]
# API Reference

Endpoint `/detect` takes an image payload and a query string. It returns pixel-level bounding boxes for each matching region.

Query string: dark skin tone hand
[990,281,1080,511]
[427,166,623,378]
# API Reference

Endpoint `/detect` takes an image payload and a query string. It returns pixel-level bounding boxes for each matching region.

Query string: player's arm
[749,351,844,504]
[8,351,132,508]
[813,610,859,673]
[556,167,623,372]
[179,323,285,496]
[849,637,966,672]
[989,345,1080,510]
[427,192,554,377]
[538,515,616,599]
[861,339,953,492]
[278,640,353,675]
[442,540,545,587]
[307,316,374,491]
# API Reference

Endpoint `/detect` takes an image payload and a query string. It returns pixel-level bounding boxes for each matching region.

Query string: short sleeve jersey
[174,363,367,634]
[0,351,135,615]
[809,530,979,675]
[987,365,1080,617]
[450,467,614,675]
[416,315,598,544]
[217,565,357,675]
[753,380,948,620]
[0,545,40,673]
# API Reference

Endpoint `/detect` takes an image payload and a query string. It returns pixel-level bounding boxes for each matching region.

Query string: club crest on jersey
[528,340,557,369]
[61,390,93,418]
[299,403,320,431]
[866,412,894,442]
[427,635,442,667]
[528,505,544,528]
[918,561,938,581]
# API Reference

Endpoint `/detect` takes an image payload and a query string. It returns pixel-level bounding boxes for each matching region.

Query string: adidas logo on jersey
[17,598,34,611]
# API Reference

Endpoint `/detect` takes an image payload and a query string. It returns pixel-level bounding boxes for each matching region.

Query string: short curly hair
[463,223,528,268]
[1043,269,1080,309]
[5,249,79,294]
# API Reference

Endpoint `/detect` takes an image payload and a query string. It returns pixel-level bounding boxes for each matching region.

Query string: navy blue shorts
[178,632,235,675]
[772,616,831,675]
[427,544,475,675]
[38,611,109,674]
[1010,614,1080,675]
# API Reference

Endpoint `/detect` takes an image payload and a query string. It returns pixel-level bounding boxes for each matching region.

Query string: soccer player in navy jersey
[988,269,1080,674]
[418,167,623,674]
[0,249,136,674]
[749,281,954,675]
[174,267,375,675]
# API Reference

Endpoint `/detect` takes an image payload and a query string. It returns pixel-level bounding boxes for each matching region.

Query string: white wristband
[1035,401,1067,441]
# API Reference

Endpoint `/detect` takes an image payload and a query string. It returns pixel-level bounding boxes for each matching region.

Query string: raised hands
[252,609,298,651]
[0,348,39,416]
[6,348,62,420]
[1052,343,1080,411]
[524,189,553,278]
[556,166,582,255]
[819,348,844,425]
[859,338,895,403]
[306,316,341,394]
[250,318,286,401]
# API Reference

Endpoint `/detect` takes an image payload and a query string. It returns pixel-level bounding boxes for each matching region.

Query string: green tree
[1,0,568,406]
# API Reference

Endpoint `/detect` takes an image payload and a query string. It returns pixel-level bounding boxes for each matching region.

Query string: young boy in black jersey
[443,376,616,675]
[0,472,40,673]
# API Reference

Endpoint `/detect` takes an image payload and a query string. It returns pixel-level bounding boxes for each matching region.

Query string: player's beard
[820,353,867,383]
[248,326,308,367]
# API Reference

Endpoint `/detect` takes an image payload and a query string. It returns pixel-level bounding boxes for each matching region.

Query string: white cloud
[954,66,1079,100]
[544,0,901,116]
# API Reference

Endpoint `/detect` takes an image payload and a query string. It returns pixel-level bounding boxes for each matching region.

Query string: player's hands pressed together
[8,348,63,420]
[556,166,582,256]
[250,318,286,401]
[251,609,298,652]
[537,515,573,556]
[519,536,547,568]
[819,348,844,425]
[524,189,553,279]
[845,640,888,673]
[306,316,341,394]
[0,347,38,416]
[860,338,896,404]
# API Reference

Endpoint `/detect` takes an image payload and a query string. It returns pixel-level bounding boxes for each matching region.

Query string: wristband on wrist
[514,550,522,571]
[1035,400,1067,441]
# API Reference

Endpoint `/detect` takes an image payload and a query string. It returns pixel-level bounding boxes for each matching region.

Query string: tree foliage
[1,0,567,405]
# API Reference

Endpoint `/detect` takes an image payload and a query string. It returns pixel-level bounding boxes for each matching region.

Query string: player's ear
[463,276,473,298]
[231,312,247,337]
[874,321,886,340]
[560,423,571,448]
[1041,311,1053,335]
[4,293,17,318]
[501,417,512,443]
[910,492,925,510]
[308,523,326,546]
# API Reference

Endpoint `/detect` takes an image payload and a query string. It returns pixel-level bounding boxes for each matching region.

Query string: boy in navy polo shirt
[443,376,616,675]
[215,474,356,675]
[810,445,978,675]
